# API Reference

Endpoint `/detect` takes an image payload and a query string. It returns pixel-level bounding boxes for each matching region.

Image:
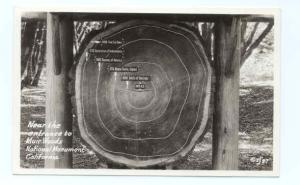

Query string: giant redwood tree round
[75,20,212,167]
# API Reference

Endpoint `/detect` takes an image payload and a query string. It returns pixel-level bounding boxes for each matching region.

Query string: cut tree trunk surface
[75,20,212,167]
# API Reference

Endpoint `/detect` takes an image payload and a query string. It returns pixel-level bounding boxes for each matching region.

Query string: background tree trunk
[31,23,47,86]
[21,20,47,88]
[21,21,37,88]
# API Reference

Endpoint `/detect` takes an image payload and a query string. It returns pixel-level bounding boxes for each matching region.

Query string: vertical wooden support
[45,13,73,168]
[212,17,242,170]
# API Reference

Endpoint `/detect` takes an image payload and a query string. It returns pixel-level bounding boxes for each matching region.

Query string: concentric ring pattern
[75,21,211,167]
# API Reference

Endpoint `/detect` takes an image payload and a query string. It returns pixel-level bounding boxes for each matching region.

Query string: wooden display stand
[22,12,273,169]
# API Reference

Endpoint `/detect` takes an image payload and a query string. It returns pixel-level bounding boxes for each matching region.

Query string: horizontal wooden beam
[21,12,46,21]
[242,15,274,22]
[67,13,232,22]
[21,12,274,23]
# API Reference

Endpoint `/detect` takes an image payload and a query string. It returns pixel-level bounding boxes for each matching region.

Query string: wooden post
[45,13,74,168]
[212,16,242,170]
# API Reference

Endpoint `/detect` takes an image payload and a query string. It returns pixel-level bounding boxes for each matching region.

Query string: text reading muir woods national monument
[21,121,86,160]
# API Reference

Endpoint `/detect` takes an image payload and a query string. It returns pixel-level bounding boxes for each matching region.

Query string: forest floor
[20,80,273,170]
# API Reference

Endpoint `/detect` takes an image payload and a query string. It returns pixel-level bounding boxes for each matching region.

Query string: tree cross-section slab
[75,20,212,167]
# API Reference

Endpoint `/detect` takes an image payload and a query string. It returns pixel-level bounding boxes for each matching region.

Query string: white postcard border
[13,6,281,176]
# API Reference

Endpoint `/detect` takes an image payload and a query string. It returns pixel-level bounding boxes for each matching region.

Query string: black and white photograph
[14,8,279,175]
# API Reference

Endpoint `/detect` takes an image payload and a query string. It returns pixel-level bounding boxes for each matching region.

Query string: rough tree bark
[212,17,242,170]
[44,13,74,168]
